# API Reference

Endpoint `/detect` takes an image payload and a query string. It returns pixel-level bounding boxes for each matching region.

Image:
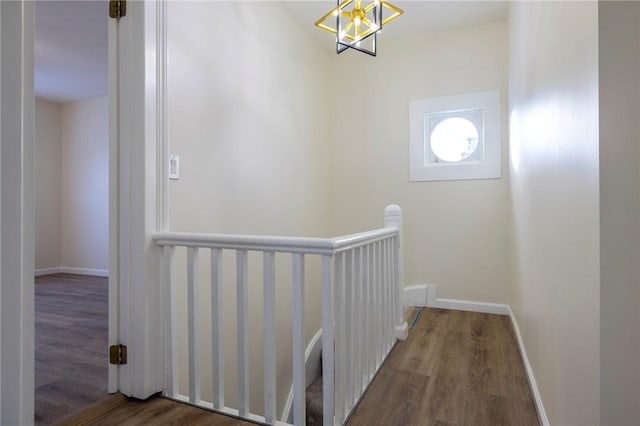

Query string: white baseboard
[508,306,549,426]
[403,284,509,315]
[36,266,108,277]
[402,284,547,425]
[61,266,109,277]
[35,266,63,276]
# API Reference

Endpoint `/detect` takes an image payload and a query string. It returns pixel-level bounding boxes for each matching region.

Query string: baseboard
[60,266,109,277]
[403,284,509,315]
[35,266,109,277]
[508,306,549,426]
[35,266,63,276]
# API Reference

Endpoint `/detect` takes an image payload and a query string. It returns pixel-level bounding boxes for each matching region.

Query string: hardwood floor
[56,394,257,426]
[35,273,110,425]
[61,307,539,426]
[347,308,540,426]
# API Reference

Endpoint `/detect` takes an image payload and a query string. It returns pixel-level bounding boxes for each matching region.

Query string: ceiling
[34,1,508,104]
[284,1,509,44]
[35,0,107,103]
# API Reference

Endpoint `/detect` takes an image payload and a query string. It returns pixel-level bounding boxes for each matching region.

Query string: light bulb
[332,9,339,17]
[354,16,361,27]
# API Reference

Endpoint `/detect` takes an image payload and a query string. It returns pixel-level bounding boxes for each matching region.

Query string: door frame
[1,0,167,422]
[1,2,35,424]
[109,0,168,398]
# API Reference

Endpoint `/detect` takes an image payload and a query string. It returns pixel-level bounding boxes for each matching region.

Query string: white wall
[60,97,109,273]
[508,2,600,424]
[330,21,510,303]
[35,98,62,271]
[598,2,640,424]
[166,1,332,416]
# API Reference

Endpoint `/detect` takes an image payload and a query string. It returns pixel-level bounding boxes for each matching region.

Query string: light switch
[169,154,180,180]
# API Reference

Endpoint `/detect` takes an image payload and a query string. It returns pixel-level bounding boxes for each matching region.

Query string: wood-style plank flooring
[62,307,539,426]
[56,393,257,426]
[35,273,110,425]
[347,308,540,426]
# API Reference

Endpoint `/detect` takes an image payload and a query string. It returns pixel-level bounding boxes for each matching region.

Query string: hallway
[56,307,539,425]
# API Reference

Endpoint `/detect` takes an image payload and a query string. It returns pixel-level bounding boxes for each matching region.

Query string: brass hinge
[109,344,128,365]
[109,0,126,19]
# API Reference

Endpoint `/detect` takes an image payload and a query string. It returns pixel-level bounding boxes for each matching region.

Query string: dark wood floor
[62,307,539,426]
[347,308,540,426]
[56,393,257,426]
[35,273,110,425]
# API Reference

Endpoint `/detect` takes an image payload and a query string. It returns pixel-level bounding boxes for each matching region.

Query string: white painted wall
[60,97,109,273]
[508,2,600,424]
[598,2,640,424]
[35,98,62,271]
[330,21,510,304]
[166,1,332,416]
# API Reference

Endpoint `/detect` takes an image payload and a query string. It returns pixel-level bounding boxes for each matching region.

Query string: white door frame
[1,1,35,424]
[110,0,168,398]
[1,0,166,422]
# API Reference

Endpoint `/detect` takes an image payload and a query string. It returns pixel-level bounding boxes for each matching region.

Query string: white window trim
[409,91,501,182]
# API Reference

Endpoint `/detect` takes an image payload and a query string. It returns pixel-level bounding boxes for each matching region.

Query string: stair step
[305,376,323,426]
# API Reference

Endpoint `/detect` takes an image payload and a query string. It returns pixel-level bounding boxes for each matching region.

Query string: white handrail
[153,227,396,255]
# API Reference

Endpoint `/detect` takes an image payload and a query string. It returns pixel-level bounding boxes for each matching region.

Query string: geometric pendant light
[315,0,403,56]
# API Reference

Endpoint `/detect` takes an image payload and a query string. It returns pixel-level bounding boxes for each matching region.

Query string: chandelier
[314,0,403,56]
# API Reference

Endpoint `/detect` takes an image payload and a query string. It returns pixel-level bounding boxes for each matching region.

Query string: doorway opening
[33,1,110,424]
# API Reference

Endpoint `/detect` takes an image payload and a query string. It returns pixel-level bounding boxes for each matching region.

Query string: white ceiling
[35,0,107,103]
[34,1,507,104]
[283,1,509,47]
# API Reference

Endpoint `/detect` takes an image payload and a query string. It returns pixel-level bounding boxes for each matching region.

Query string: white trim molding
[35,267,63,276]
[35,266,109,277]
[402,285,548,425]
[1,1,36,423]
[508,306,549,426]
[403,284,509,315]
[61,267,109,277]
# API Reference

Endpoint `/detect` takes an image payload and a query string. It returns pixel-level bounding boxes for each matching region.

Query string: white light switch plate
[169,154,180,180]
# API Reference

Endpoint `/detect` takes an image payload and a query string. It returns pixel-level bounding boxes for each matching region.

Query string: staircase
[306,375,324,426]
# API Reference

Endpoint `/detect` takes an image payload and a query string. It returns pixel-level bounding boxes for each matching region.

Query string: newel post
[384,205,409,340]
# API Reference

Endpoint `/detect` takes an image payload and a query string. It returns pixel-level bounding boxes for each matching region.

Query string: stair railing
[153,204,408,426]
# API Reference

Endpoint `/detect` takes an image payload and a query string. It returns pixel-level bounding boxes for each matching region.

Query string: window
[409,91,501,181]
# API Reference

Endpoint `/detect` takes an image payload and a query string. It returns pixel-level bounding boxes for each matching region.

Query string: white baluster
[236,249,249,417]
[322,255,335,426]
[385,238,392,350]
[211,248,224,409]
[163,245,177,398]
[344,250,354,411]
[354,247,363,399]
[376,241,383,366]
[385,239,392,350]
[187,247,201,403]
[263,252,276,424]
[334,251,345,424]
[367,243,377,382]
[292,254,306,426]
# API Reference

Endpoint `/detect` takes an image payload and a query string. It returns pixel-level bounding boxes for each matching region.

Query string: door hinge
[109,0,126,19]
[109,344,128,365]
